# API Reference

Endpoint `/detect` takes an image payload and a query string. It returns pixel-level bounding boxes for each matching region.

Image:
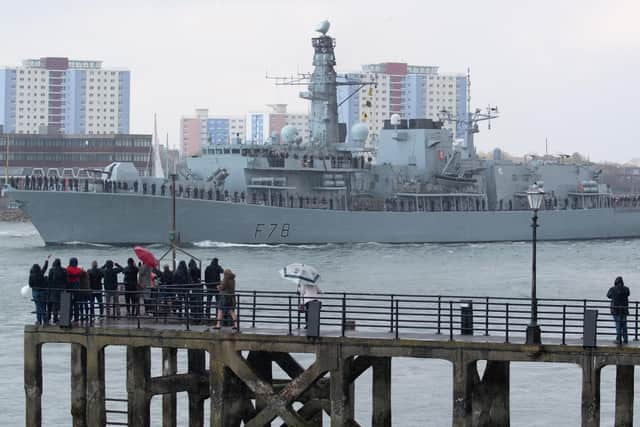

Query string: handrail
[25,286,633,345]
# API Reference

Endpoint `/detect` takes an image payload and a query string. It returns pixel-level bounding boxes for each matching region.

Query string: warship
[5,21,640,245]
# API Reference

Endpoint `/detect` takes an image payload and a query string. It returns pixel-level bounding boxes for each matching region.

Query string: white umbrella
[279,263,321,285]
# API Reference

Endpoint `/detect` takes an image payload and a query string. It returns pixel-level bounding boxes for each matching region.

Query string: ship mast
[439,68,499,159]
[267,21,374,147]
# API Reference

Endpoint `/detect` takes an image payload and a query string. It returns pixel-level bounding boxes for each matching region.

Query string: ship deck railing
[27,286,636,346]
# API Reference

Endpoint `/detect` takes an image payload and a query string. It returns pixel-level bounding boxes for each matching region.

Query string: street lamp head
[527,184,545,210]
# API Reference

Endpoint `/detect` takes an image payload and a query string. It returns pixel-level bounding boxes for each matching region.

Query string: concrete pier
[23,323,640,426]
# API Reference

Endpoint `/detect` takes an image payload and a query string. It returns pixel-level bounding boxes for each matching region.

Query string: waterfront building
[0,57,130,135]
[337,62,467,146]
[0,131,152,177]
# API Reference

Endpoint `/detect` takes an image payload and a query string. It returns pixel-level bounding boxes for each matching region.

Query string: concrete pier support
[188,349,207,427]
[127,346,151,427]
[71,344,87,427]
[163,348,178,427]
[24,335,42,427]
[247,351,272,427]
[473,361,509,427]
[330,356,354,427]
[371,357,392,427]
[85,341,106,427]
[581,356,602,427]
[452,354,474,427]
[615,365,634,427]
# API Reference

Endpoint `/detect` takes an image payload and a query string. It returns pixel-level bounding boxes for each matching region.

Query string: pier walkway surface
[24,290,640,426]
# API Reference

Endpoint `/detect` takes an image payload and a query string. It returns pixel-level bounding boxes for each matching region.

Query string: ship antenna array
[265,73,376,106]
[437,68,499,158]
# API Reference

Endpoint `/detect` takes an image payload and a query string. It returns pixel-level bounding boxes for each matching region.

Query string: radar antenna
[437,68,499,159]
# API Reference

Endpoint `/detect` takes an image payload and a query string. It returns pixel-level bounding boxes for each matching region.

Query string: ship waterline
[9,189,640,245]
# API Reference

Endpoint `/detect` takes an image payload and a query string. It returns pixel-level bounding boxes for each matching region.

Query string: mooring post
[162,348,178,427]
[127,346,151,427]
[615,365,634,427]
[85,340,106,427]
[472,361,510,427]
[71,343,87,427]
[247,351,272,426]
[330,356,354,427]
[209,344,244,427]
[452,352,474,427]
[24,333,42,427]
[371,357,392,427]
[188,349,206,427]
[581,355,601,427]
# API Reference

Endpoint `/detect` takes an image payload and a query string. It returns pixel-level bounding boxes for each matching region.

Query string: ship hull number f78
[254,223,291,239]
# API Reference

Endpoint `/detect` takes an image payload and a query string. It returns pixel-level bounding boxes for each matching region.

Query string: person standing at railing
[188,259,203,321]
[297,281,322,328]
[46,259,66,324]
[138,263,153,316]
[101,260,123,318]
[77,270,91,323]
[174,261,190,317]
[214,269,239,331]
[122,258,140,316]
[88,261,104,320]
[204,258,224,319]
[28,256,50,325]
[607,276,630,345]
[66,258,84,323]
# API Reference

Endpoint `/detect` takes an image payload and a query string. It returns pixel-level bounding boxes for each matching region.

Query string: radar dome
[350,122,369,144]
[280,125,300,144]
[316,20,330,35]
[390,113,402,126]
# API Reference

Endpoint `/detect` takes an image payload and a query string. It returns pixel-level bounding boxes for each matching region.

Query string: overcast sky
[3,0,639,162]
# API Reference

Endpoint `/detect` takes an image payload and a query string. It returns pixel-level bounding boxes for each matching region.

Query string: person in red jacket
[66,257,84,323]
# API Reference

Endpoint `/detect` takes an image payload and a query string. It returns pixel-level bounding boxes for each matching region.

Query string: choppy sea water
[3,222,640,426]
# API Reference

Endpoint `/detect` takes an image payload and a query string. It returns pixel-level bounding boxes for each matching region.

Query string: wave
[61,241,114,248]
[192,240,331,249]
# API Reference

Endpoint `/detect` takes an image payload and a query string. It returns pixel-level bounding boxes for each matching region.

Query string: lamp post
[526,184,545,345]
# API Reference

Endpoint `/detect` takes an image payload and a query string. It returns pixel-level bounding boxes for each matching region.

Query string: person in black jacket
[204,258,224,318]
[88,260,104,319]
[607,276,630,344]
[102,260,123,318]
[28,256,50,325]
[122,258,140,316]
[47,258,66,324]
[173,261,190,317]
[188,259,203,320]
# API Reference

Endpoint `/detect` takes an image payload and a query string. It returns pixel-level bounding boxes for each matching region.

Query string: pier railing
[28,286,634,344]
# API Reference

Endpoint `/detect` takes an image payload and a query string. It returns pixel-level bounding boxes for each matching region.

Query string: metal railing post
[633,301,638,341]
[395,299,399,339]
[288,296,292,335]
[505,303,509,343]
[449,301,453,341]
[437,296,442,335]
[341,294,347,337]
[252,290,257,328]
[389,294,394,333]
[562,304,566,345]
[297,293,301,330]
[185,290,190,331]
[484,296,490,336]
[236,295,241,333]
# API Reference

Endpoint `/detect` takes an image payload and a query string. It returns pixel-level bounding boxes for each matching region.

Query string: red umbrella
[134,246,158,268]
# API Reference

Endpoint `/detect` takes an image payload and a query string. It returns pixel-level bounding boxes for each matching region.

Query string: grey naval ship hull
[8,189,640,245]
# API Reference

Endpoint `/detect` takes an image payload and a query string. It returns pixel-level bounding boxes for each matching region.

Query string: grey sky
[2,0,639,162]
